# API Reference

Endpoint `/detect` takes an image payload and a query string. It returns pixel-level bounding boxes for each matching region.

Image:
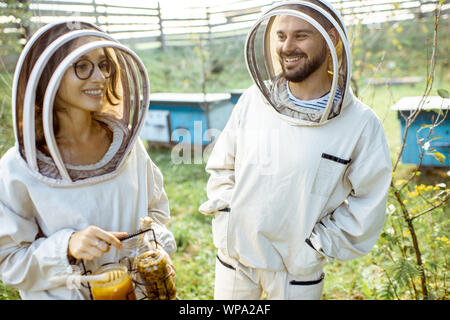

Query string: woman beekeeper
[199,0,392,299]
[0,21,176,299]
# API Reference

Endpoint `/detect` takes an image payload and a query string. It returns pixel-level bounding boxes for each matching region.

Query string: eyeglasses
[72,59,115,80]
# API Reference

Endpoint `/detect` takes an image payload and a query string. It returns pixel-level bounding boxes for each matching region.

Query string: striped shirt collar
[286,80,342,111]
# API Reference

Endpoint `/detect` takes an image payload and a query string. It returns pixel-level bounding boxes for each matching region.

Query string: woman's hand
[68,225,128,261]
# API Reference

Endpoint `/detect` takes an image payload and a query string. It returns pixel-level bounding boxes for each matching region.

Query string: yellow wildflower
[436,237,450,246]
[407,191,419,198]
[402,200,408,205]
[416,184,426,191]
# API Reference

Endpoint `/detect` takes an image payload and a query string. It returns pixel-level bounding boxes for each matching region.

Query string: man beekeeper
[199,0,392,300]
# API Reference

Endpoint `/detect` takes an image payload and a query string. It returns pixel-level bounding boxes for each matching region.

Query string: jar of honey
[90,263,136,300]
[133,217,177,300]
[135,248,177,300]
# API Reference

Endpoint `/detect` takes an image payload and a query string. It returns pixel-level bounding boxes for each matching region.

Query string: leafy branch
[387,2,448,300]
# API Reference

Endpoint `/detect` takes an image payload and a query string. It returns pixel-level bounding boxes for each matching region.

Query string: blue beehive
[140,93,233,145]
[391,96,450,167]
[230,89,246,104]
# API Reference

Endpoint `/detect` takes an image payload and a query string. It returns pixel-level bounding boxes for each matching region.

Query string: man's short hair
[281,1,343,32]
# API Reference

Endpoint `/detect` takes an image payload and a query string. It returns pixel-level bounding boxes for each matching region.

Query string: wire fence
[1,0,448,51]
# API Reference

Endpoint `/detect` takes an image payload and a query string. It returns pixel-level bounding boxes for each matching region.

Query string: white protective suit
[199,0,392,294]
[0,22,176,299]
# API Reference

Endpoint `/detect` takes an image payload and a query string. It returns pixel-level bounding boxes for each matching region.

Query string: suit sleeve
[308,116,392,261]
[198,89,248,215]
[0,180,75,293]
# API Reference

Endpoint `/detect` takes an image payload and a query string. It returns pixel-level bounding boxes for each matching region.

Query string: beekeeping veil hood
[245,0,352,124]
[12,21,149,185]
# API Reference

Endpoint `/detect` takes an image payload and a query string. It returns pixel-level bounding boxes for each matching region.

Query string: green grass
[0,282,20,300]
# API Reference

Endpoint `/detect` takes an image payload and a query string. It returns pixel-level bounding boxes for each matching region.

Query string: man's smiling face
[275,15,328,83]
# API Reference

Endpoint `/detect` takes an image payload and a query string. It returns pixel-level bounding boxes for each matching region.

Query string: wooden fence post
[157,1,165,51]
[19,0,31,41]
[91,0,99,25]
[207,7,212,48]
[104,3,109,29]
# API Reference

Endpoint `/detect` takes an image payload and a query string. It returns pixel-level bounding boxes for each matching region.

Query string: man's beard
[280,46,328,83]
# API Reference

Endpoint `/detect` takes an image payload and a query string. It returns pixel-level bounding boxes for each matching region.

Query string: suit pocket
[290,273,325,286]
[311,153,350,197]
[287,273,325,300]
[212,209,230,250]
[297,239,325,275]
